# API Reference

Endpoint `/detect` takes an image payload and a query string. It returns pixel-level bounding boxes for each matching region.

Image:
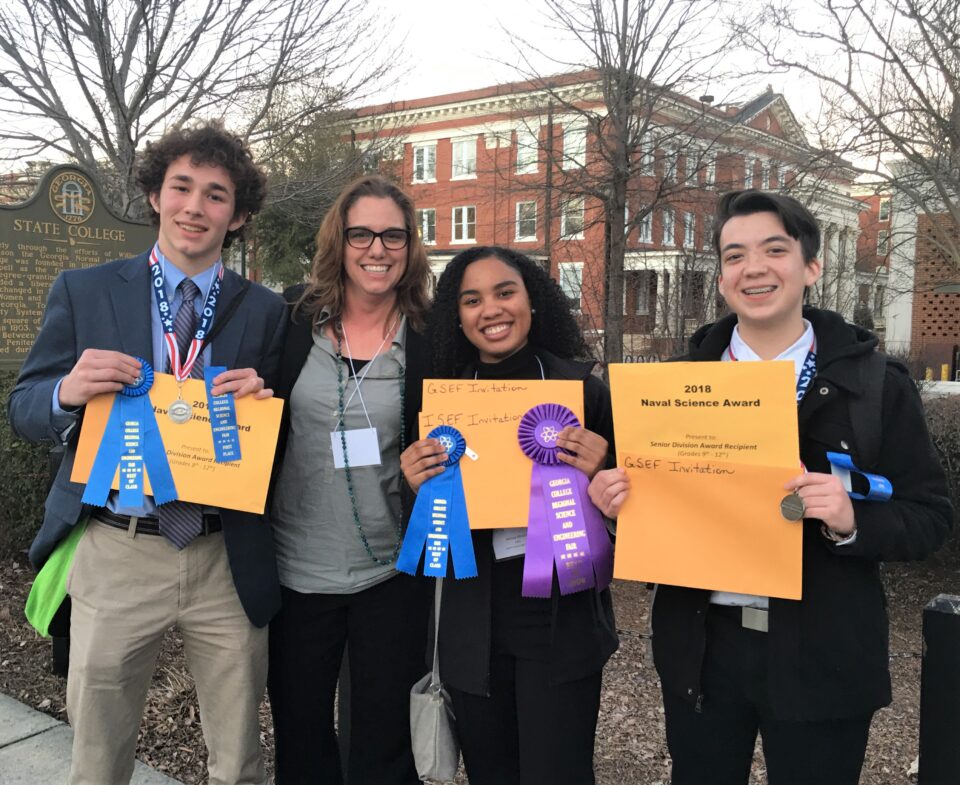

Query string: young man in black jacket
[589,190,952,785]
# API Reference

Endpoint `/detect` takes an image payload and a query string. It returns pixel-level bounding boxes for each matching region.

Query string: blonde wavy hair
[296,175,431,333]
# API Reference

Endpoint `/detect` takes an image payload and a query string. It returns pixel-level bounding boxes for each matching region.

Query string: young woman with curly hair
[268,175,434,785]
[401,246,619,785]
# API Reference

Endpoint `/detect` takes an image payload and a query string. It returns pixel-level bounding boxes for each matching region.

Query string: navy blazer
[8,251,288,627]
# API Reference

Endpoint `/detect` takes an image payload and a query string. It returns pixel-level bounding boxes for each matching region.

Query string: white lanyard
[338,319,397,429]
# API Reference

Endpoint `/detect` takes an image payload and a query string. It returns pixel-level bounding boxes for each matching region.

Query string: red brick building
[351,72,861,358]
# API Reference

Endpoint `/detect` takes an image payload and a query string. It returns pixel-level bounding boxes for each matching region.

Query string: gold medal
[780,492,805,521]
[168,398,193,424]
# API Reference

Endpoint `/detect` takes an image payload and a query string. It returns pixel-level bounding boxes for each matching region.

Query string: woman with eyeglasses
[267,175,434,784]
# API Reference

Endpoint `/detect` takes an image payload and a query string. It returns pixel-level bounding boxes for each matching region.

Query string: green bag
[24,518,88,637]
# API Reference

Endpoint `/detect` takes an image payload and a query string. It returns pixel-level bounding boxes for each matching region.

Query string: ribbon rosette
[518,403,613,598]
[81,358,177,509]
[397,425,478,579]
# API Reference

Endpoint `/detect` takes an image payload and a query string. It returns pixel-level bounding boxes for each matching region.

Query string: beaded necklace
[334,319,405,565]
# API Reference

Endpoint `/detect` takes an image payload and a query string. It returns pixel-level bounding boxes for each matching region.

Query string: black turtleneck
[474,343,541,381]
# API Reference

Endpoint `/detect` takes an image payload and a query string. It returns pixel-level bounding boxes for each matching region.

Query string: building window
[640,141,655,175]
[681,270,707,319]
[452,206,476,243]
[878,197,891,221]
[412,143,436,183]
[683,212,696,248]
[663,147,677,183]
[638,210,653,244]
[702,213,714,251]
[760,161,770,190]
[874,284,885,317]
[562,197,585,239]
[703,151,715,185]
[744,157,754,187]
[662,208,675,247]
[451,137,477,179]
[516,127,538,174]
[877,230,889,256]
[563,126,586,169]
[624,270,656,316]
[515,201,538,241]
[415,209,436,245]
[558,262,583,312]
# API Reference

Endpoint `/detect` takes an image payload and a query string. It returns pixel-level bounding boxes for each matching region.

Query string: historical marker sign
[0,165,154,370]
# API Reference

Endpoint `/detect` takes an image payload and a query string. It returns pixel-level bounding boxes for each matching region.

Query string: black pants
[448,651,602,785]
[268,574,431,785]
[662,605,873,785]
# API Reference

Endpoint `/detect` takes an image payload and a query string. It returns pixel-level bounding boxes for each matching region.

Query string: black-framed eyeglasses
[345,227,410,250]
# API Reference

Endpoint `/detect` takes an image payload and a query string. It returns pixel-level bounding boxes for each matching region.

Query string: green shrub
[0,370,50,558]
[924,395,960,549]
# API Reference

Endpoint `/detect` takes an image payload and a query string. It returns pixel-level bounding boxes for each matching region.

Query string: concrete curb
[0,693,182,785]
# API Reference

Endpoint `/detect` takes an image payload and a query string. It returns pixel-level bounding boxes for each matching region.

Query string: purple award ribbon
[518,403,614,598]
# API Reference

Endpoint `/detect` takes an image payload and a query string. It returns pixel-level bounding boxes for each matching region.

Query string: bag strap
[430,578,443,686]
[850,350,886,470]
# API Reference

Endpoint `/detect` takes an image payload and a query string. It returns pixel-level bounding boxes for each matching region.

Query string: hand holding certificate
[609,361,803,599]
[71,371,283,514]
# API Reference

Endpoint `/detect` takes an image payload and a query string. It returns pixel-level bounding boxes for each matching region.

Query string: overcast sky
[367,0,818,128]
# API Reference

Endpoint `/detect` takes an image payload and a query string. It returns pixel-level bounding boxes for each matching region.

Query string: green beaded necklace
[334,320,405,566]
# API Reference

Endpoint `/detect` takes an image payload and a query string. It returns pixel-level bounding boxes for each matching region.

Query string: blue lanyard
[148,244,223,380]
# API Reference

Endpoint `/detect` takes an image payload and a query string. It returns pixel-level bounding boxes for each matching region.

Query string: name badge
[492,527,527,561]
[330,427,382,468]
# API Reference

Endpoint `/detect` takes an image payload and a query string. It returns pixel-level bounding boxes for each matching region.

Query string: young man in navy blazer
[9,123,286,785]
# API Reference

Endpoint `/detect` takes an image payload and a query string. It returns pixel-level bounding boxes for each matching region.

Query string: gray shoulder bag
[409,578,460,783]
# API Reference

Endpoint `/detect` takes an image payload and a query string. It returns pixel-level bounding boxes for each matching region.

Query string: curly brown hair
[135,121,267,248]
[295,175,431,333]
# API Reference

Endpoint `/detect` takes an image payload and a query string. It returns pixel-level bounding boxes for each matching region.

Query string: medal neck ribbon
[518,403,613,598]
[81,358,178,508]
[397,425,478,579]
[149,244,223,382]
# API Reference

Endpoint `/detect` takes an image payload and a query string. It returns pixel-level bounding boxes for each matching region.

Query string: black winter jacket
[652,307,953,721]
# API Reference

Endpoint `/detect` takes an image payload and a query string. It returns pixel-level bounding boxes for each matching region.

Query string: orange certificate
[71,372,283,514]
[419,379,584,529]
[609,361,802,599]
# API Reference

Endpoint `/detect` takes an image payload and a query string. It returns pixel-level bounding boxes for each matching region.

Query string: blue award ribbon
[826,451,892,501]
[82,359,178,507]
[204,366,241,463]
[397,426,478,579]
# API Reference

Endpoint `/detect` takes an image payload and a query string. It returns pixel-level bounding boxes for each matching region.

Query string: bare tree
[498,0,754,366]
[734,0,960,268]
[0,0,394,216]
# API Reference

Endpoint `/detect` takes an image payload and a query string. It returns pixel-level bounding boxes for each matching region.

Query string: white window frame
[640,140,655,175]
[451,137,477,180]
[700,149,715,185]
[877,229,890,256]
[415,208,436,245]
[516,126,539,174]
[558,262,584,313]
[624,270,654,316]
[412,143,436,183]
[452,206,476,244]
[878,198,891,222]
[563,126,587,169]
[638,210,653,244]
[515,201,538,241]
[744,156,754,187]
[562,197,585,239]
[683,212,696,248]
[662,208,675,248]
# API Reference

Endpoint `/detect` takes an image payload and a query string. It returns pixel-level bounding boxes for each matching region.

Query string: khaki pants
[65,519,268,785]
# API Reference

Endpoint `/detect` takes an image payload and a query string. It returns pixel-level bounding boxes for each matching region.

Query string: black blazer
[435,348,619,696]
[8,252,288,628]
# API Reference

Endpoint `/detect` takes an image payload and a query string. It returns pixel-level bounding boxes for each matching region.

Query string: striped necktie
[159,278,205,549]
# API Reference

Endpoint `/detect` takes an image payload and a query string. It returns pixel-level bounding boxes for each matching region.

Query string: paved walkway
[0,692,181,785]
